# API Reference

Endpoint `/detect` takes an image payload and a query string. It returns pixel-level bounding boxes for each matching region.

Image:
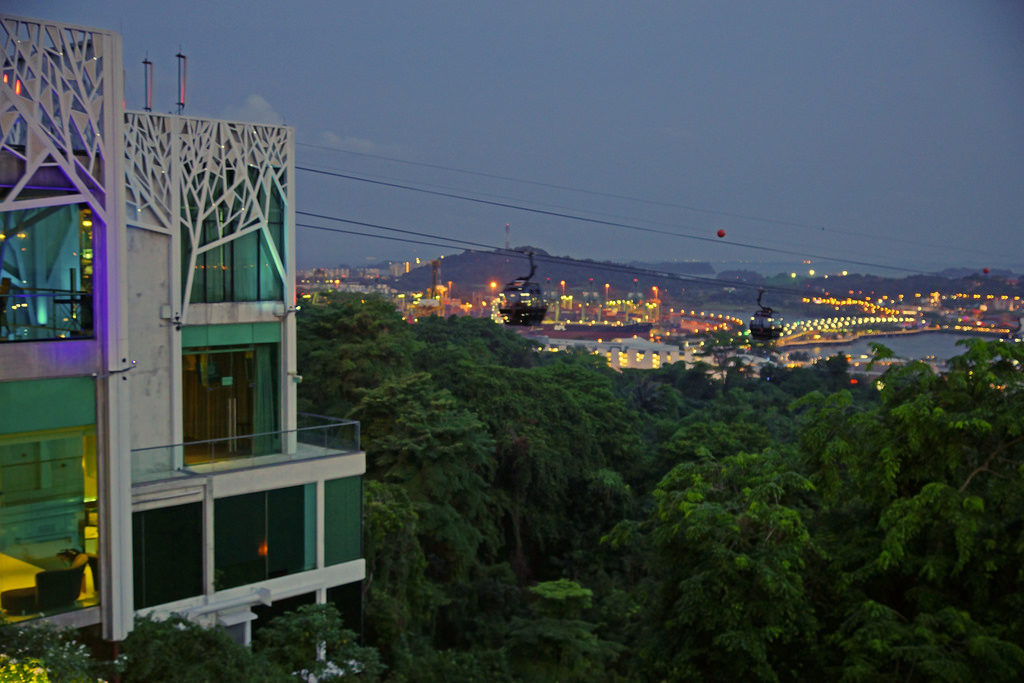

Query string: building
[535,335,695,370]
[0,15,364,645]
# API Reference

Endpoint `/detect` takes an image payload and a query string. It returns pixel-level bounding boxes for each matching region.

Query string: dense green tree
[507,579,623,681]
[295,299,1024,680]
[121,615,283,682]
[611,449,819,680]
[253,604,384,681]
[796,340,1024,679]
[361,480,437,664]
[296,295,420,417]
[351,373,497,583]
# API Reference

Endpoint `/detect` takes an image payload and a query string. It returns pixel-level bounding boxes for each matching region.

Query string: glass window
[182,176,285,304]
[324,477,362,566]
[132,503,203,609]
[214,485,315,591]
[1,204,94,341]
[181,343,280,463]
[0,426,98,619]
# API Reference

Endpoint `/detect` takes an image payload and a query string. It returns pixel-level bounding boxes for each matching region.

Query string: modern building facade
[1,15,364,645]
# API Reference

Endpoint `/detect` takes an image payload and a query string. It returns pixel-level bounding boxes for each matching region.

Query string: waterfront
[793,332,1005,363]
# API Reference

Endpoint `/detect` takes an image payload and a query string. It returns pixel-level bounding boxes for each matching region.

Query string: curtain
[252,344,279,455]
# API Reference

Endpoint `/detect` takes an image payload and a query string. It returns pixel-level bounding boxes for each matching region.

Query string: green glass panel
[215,485,312,590]
[181,323,280,349]
[0,377,95,435]
[257,232,283,301]
[233,231,259,301]
[267,485,313,578]
[214,492,266,590]
[324,477,362,565]
[133,503,202,609]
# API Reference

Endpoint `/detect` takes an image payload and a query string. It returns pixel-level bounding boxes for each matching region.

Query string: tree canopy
[292,297,1024,681]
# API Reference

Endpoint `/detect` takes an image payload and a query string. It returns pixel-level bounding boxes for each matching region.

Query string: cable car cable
[296,216,815,298]
[296,142,992,256]
[296,166,930,275]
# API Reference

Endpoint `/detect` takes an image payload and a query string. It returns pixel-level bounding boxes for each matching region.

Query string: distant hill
[394,249,718,297]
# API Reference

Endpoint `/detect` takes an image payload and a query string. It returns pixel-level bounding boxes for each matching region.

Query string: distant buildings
[1,15,364,644]
[534,336,696,370]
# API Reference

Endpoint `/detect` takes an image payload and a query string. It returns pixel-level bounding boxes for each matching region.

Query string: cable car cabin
[749,308,782,341]
[749,289,782,341]
[499,281,547,326]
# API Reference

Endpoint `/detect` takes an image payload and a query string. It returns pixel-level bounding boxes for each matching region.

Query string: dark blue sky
[14,1,1024,274]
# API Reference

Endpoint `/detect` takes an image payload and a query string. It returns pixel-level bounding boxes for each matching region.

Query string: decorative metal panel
[123,112,173,232]
[0,17,112,220]
[123,113,290,311]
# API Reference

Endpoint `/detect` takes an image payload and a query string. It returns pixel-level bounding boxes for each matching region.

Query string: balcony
[131,413,360,484]
[0,287,92,342]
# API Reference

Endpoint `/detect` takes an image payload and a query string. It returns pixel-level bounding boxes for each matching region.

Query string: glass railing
[0,289,93,341]
[131,413,360,483]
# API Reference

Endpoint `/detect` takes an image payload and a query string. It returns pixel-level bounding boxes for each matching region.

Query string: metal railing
[130,413,360,482]
[0,288,93,341]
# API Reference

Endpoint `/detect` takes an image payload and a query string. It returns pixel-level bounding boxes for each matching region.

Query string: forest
[3,292,1022,681]
[295,294,1024,681]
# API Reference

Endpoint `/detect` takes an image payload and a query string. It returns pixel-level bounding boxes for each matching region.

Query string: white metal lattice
[0,17,111,220]
[123,113,290,312]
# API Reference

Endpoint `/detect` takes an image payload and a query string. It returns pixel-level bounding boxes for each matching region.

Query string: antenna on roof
[142,56,153,112]
[175,49,187,114]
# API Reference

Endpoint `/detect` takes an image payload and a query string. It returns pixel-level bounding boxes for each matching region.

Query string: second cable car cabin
[498,252,548,326]
[749,289,783,341]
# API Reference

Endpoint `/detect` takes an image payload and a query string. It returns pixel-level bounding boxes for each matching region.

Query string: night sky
[12,1,1024,274]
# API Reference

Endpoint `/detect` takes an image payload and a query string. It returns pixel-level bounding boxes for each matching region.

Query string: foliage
[361,480,437,662]
[0,620,101,682]
[507,579,623,681]
[351,373,496,582]
[253,604,385,681]
[297,298,1024,680]
[296,295,420,417]
[612,450,819,680]
[121,615,283,682]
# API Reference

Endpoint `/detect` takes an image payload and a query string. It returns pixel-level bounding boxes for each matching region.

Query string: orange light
[258,540,268,557]
[489,281,497,290]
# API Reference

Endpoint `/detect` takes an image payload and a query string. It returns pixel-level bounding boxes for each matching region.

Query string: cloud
[317,130,403,157]
[221,94,285,125]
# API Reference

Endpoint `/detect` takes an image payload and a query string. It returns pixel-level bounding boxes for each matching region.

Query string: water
[793,333,1002,363]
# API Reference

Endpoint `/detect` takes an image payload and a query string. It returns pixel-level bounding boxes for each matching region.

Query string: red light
[983,268,990,274]
[717,229,726,238]
[15,79,21,95]
[849,378,859,385]
[258,540,268,557]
